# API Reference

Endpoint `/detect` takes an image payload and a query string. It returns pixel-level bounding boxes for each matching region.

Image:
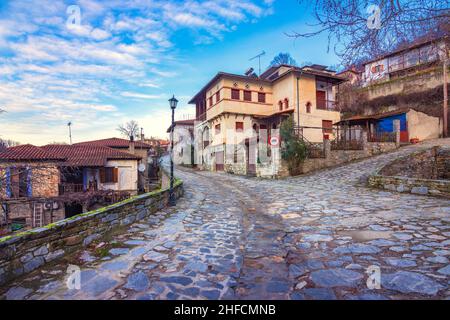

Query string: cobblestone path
[1,139,449,300]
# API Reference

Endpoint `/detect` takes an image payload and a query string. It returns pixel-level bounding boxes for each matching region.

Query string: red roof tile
[0,144,65,161]
[74,137,152,149]
[41,145,141,167]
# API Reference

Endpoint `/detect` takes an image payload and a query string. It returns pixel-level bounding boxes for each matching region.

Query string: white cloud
[0,0,275,144]
[121,92,165,100]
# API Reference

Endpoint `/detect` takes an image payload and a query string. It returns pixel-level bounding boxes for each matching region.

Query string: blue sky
[0,0,341,145]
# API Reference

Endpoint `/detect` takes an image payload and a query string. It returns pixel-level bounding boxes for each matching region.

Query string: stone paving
[1,139,449,300]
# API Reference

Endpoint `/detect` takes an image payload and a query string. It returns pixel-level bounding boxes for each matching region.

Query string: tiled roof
[74,137,152,149]
[0,144,66,161]
[42,145,141,167]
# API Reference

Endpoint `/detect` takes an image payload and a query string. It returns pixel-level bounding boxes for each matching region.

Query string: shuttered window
[100,167,118,183]
[231,89,240,100]
[258,92,266,103]
[243,90,252,101]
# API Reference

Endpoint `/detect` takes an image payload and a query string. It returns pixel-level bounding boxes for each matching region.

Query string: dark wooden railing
[58,183,84,195]
[316,99,338,111]
[368,132,396,143]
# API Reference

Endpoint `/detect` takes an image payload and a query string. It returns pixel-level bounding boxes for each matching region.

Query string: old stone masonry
[1,139,449,300]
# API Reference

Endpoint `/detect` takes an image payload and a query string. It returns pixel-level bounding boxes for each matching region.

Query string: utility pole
[443,47,448,138]
[68,122,73,145]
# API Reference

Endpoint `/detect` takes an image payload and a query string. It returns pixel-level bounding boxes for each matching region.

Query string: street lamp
[168,95,178,206]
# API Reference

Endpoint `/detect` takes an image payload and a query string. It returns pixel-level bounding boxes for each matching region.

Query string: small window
[231,89,240,100]
[244,90,252,102]
[216,91,220,103]
[215,124,221,135]
[322,120,333,134]
[236,122,244,132]
[278,101,283,111]
[209,96,213,107]
[101,167,118,184]
[258,92,266,103]
[306,102,311,113]
[284,98,289,109]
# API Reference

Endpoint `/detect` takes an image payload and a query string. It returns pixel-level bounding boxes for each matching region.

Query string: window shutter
[113,168,119,183]
[5,167,12,198]
[99,168,105,183]
[26,167,32,197]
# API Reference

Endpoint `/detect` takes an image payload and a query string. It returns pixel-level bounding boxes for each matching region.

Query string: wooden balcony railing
[58,183,84,195]
[316,99,338,111]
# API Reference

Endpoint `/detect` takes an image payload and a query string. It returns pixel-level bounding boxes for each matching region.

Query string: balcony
[316,99,339,111]
[58,183,85,195]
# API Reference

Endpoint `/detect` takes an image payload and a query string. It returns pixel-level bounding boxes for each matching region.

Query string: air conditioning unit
[44,201,60,211]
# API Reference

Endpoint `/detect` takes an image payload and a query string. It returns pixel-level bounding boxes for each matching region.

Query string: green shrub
[280,116,308,174]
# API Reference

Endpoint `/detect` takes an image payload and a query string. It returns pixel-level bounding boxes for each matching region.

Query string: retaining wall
[0,180,183,286]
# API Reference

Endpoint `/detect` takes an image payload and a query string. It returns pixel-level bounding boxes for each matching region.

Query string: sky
[0,0,341,145]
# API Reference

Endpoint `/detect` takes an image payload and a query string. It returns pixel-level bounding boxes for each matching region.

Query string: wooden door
[316,90,326,109]
[215,151,224,171]
[245,139,256,177]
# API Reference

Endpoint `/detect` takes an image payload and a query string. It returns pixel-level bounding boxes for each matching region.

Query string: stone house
[336,36,449,138]
[0,144,141,233]
[188,64,345,177]
[74,137,152,191]
[336,108,443,143]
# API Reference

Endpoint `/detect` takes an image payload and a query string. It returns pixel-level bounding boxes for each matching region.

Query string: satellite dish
[138,164,146,172]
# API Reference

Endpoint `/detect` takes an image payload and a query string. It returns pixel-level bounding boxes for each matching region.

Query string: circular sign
[138,164,146,172]
[269,136,280,147]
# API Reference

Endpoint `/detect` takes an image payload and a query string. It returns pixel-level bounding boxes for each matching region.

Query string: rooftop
[74,137,152,149]
[0,144,141,166]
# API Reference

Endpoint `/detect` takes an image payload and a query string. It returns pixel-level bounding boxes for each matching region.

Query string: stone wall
[379,146,450,179]
[368,146,449,198]
[0,180,183,286]
[296,142,398,175]
[368,175,449,198]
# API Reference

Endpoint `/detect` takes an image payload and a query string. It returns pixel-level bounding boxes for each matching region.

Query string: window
[243,90,252,102]
[100,167,118,184]
[208,96,213,107]
[236,122,244,132]
[284,98,289,109]
[216,91,220,103]
[215,124,221,135]
[278,100,283,111]
[306,102,311,113]
[231,89,240,100]
[258,92,266,103]
[322,120,333,134]
[8,167,31,198]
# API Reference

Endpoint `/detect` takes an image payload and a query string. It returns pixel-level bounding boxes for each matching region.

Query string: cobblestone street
[1,139,449,300]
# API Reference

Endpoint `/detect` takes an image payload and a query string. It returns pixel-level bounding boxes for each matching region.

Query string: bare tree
[117,120,140,139]
[290,0,449,66]
[270,53,298,67]
[0,139,20,149]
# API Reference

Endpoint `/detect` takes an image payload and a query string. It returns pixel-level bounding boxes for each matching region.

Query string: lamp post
[168,95,178,206]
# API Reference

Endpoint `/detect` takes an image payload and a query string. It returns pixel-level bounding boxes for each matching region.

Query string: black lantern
[169,95,178,110]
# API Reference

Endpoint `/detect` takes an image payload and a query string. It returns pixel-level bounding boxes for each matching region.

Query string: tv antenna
[67,122,73,145]
[249,51,266,77]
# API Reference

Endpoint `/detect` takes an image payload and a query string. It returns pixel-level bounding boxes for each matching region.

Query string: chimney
[129,135,135,154]
[140,127,144,142]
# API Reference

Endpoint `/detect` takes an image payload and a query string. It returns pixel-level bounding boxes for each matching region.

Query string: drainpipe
[296,75,301,129]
